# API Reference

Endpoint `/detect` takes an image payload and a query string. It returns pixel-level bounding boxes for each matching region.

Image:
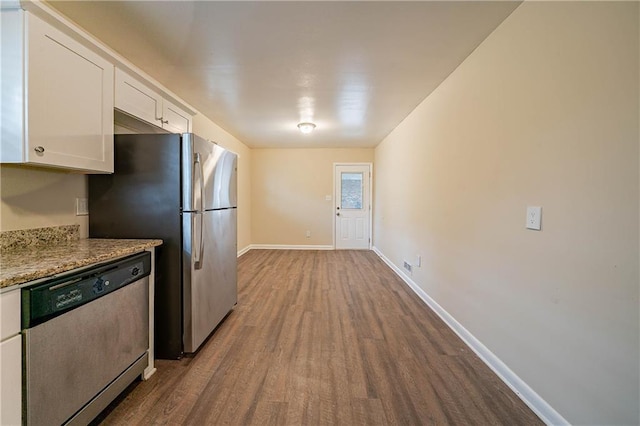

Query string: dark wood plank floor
[95,250,542,425]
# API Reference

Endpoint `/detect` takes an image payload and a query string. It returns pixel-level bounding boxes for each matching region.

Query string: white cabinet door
[27,13,114,172]
[0,335,21,426]
[162,100,191,134]
[115,68,163,128]
[0,288,21,426]
[0,289,20,341]
[114,68,192,134]
[0,10,114,173]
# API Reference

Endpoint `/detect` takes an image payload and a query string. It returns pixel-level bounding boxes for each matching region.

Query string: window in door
[341,172,363,209]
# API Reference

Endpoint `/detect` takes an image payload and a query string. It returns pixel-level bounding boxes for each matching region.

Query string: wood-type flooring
[94,249,542,425]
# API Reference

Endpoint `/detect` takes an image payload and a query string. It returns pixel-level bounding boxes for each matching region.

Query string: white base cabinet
[0,336,21,426]
[1,9,114,173]
[115,68,192,134]
[0,288,21,426]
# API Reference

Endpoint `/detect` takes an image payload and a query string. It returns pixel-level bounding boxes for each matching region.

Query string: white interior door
[334,164,371,249]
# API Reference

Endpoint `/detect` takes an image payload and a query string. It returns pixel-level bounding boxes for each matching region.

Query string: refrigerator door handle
[194,153,205,270]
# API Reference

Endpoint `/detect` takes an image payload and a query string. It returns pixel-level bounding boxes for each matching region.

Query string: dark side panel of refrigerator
[89,133,184,359]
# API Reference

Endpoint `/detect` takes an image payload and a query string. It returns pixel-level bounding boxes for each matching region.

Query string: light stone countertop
[0,238,162,289]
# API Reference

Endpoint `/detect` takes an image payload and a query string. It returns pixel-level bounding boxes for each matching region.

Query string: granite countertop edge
[0,238,163,290]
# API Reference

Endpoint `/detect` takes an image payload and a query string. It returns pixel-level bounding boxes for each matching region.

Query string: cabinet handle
[162,119,169,124]
[34,146,45,154]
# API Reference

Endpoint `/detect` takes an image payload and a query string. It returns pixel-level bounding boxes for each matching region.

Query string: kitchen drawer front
[0,288,20,341]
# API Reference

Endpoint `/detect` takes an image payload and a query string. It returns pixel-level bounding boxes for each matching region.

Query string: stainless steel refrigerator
[89,133,237,359]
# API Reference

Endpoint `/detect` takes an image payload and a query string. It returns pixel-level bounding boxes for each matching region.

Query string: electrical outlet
[305,230,311,238]
[415,255,422,267]
[526,206,542,230]
[76,198,88,216]
[403,261,412,273]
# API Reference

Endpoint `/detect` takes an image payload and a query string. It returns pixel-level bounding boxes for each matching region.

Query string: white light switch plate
[526,206,541,230]
[76,198,88,216]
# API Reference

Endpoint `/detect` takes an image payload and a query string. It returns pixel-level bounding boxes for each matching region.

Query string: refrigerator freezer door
[182,133,209,213]
[182,208,238,353]
[182,134,238,212]
[211,145,237,209]
[182,133,238,212]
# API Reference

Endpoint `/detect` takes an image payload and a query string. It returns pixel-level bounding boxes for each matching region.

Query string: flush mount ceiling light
[297,122,316,134]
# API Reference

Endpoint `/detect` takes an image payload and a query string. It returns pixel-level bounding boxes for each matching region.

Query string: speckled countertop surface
[1,234,162,289]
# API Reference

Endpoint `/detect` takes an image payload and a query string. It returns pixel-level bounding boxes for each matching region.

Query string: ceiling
[48,1,520,149]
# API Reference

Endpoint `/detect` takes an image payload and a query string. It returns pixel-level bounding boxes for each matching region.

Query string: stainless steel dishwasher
[22,252,151,426]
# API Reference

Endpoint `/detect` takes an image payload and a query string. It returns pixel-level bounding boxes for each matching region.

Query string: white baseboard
[142,366,156,380]
[237,245,252,257]
[372,246,568,426]
[249,244,334,251]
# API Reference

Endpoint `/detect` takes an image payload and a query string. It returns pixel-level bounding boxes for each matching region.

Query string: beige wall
[373,2,639,425]
[192,114,252,253]
[0,114,252,252]
[0,165,89,237]
[251,148,373,246]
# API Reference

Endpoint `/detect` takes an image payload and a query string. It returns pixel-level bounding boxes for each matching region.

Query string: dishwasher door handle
[48,277,83,291]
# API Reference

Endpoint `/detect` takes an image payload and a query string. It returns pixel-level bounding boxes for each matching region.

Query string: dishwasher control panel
[22,251,151,328]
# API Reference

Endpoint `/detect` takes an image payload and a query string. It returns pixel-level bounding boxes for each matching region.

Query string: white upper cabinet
[162,99,192,134]
[115,68,164,128]
[1,9,114,173]
[115,68,192,134]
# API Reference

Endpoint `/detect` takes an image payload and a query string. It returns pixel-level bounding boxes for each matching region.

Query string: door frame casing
[332,162,373,250]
